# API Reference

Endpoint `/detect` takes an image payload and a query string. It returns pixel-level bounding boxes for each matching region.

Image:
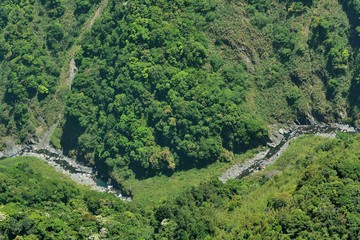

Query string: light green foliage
[241,0,353,122]
[0,157,153,239]
[2,0,360,182]
[1,135,360,239]
[1,1,360,238]
[50,125,62,149]
[151,133,360,239]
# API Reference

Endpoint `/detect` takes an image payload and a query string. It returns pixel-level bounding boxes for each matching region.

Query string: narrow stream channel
[1,123,357,195]
[219,123,358,183]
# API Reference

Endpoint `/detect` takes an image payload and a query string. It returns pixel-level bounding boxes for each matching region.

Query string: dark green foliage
[64,0,268,180]
[342,0,360,126]
[41,0,65,18]
[75,0,101,15]
[46,22,64,50]
[0,0,98,140]
[2,0,360,184]
[1,0,360,239]
[241,0,353,123]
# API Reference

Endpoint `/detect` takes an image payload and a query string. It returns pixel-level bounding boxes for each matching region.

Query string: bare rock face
[267,124,292,148]
[67,55,78,88]
[1,139,21,158]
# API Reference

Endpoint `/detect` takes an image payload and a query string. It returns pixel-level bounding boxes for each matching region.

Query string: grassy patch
[0,157,71,183]
[124,147,264,206]
[50,126,63,149]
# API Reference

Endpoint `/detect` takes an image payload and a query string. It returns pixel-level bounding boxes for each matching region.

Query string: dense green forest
[61,0,360,183]
[63,0,270,181]
[150,133,360,239]
[0,0,102,141]
[1,0,360,182]
[1,0,360,238]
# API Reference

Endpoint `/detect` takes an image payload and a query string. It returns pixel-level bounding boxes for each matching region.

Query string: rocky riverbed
[219,123,357,183]
[0,140,131,201]
[2,123,357,196]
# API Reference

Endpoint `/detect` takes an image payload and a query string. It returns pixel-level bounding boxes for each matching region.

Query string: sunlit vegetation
[151,133,360,239]
[1,134,360,239]
[0,157,153,239]
[1,0,360,238]
[63,0,268,183]
[0,0,99,141]
[1,0,359,185]
[61,0,360,188]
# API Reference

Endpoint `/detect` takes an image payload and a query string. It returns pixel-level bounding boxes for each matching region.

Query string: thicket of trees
[1,1,360,239]
[1,0,359,182]
[61,0,360,184]
[0,0,99,142]
[244,0,355,124]
[63,0,268,180]
[341,0,360,125]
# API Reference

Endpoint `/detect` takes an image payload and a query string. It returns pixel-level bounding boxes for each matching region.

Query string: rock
[267,142,276,148]
[219,150,269,183]
[219,122,360,184]
[279,128,285,135]
[330,123,356,133]
[24,137,39,145]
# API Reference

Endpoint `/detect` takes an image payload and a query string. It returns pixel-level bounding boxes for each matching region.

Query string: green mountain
[1,0,360,239]
[1,0,360,181]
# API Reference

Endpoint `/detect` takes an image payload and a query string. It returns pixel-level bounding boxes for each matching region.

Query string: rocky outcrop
[0,139,23,160]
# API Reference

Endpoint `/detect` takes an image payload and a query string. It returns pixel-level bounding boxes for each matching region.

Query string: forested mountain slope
[63,0,360,183]
[0,157,153,239]
[0,0,101,141]
[1,0,360,183]
[1,1,360,239]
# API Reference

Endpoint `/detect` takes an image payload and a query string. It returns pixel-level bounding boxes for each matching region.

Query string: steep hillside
[0,157,152,239]
[60,0,360,184]
[62,0,269,182]
[0,0,101,143]
[1,0,360,184]
[1,1,360,239]
[1,133,359,239]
